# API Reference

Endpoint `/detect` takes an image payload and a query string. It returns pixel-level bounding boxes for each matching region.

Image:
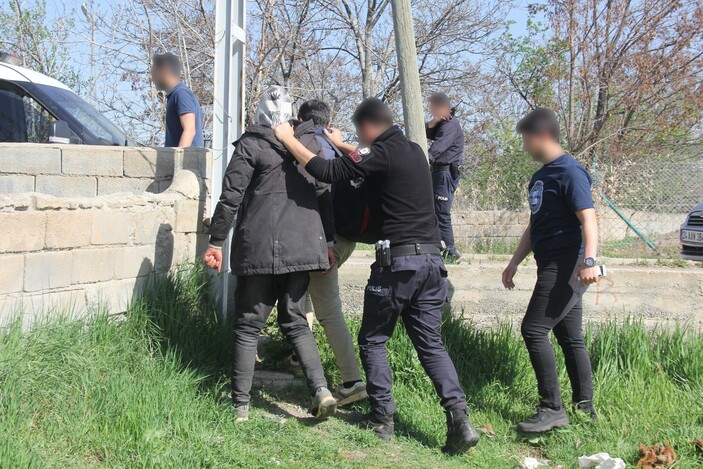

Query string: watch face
[584,258,596,267]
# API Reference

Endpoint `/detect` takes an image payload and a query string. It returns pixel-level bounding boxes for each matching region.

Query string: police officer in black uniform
[273,98,479,455]
[426,92,464,260]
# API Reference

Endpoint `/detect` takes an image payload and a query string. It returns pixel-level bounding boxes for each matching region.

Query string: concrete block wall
[0,144,212,326]
[0,144,212,198]
[451,208,687,250]
[452,210,530,248]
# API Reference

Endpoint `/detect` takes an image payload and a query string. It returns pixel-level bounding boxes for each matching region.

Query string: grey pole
[212,0,246,319]
[390,0,428,157]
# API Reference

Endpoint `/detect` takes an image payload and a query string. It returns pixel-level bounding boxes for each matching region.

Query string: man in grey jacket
[203,87,336,422]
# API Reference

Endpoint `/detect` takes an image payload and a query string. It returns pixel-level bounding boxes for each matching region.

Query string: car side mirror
[48,120,76,144]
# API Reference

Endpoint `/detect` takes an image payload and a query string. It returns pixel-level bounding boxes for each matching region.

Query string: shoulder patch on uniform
[347,146,373,164]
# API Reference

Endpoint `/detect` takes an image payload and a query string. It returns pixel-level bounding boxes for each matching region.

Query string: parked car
[0,52,134,146]
[680,202,703,261]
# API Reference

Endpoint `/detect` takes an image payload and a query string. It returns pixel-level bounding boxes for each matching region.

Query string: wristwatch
[582,257,597,268]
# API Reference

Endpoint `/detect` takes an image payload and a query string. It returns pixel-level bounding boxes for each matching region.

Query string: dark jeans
[359,254,467,417]
[432,169,460,251]
[521,253,594,410]
[231,272,327,405]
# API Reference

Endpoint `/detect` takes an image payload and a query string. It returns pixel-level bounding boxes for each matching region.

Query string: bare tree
[0,0,79,88]
[82,0,215,146]
[501,0,703,159]
[73,0,509,142]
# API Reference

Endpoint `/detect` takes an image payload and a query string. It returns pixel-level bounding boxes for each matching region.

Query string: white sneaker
[335,382,368,406]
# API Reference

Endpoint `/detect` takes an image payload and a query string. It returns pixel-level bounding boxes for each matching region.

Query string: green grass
[600,232,684,260]
[1,265,702,468]
[462,238,520,256]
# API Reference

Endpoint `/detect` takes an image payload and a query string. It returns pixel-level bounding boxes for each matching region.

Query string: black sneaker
[442,407,480,455]
[574,401,597,421]
[516,407,569,433]
[361,413,394,442]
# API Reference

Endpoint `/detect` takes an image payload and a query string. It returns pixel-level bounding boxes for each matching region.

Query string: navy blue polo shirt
[165,82,204,147]
[528,154,594,261]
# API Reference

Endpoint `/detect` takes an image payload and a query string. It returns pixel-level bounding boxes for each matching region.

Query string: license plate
[681,229,703,245]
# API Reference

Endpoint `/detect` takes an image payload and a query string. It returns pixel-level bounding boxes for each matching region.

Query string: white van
[0,53,134,146]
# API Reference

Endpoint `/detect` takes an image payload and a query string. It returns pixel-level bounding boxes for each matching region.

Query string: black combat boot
[575,401,597,421]
[517,407,569,433]
[362,413,394,442]
[442,407,480,455]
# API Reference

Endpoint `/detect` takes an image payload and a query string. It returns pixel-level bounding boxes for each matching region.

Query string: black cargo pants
[359,254,467,417]
[432,166,460,252]
[231,272,328,405]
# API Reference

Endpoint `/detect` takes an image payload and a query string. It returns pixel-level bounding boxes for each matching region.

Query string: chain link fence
[454,156,703,259]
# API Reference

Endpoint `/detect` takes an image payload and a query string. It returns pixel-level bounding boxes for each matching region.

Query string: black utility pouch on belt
[449,162,462,180]
[375,240,392,267]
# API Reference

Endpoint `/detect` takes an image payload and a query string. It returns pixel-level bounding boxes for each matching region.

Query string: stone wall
[0,144,212,326]
[452,210,529,249]
[451,208,687,250]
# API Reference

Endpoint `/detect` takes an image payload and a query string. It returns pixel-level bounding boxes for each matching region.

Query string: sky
[46,0,544,78]
[34,0,546,142]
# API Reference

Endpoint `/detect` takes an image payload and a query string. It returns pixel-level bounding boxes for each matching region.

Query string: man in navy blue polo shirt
[502,108,600,433]
[151,53,204,148]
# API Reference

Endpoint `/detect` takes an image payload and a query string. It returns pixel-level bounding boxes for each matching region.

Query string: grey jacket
[208,125,330,276]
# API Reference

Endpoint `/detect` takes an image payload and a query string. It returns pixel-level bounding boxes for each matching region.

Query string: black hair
[298,99,331,127]
[516,108,560,142]
[152,52,182,77]
[352,98,394,127]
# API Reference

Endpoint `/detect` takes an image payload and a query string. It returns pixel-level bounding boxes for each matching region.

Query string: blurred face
[429,101,451,119]
[151,66,167,91]
[355,122,383,147]
[151,65,179,92]
[521,131,551,161]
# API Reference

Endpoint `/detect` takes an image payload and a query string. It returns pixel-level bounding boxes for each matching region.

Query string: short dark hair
[516,108,560,141]
[428,92,451,106]
[152,52,182,77]
[352,98,394,127]
[298,99,331,126]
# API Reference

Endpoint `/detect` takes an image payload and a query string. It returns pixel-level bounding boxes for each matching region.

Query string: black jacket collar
[294,119,317,138]
[241,124,285,151]
[374,125,403,144]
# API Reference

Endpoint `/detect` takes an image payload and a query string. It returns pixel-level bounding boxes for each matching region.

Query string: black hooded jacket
[208,125,331,276]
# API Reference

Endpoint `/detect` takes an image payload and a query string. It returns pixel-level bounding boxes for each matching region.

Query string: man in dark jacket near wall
[203,86,336,422]
[426,92,464,260]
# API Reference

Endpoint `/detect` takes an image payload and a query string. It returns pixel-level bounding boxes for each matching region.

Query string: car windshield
[26,84,131,146]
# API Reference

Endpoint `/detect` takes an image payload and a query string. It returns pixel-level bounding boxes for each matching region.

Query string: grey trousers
[306,235,363,383]
[232,272,328,405]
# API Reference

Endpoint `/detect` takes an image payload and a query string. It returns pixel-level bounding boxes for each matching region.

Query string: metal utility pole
[390,0,427,156]
[81,2,96,94]
[212,0,246,319]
